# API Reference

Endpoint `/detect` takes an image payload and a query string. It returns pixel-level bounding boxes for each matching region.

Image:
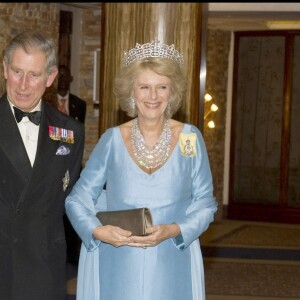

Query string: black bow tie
[13,106,42,125]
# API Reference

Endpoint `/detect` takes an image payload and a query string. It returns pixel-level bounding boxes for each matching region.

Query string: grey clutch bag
[96,207,153,236]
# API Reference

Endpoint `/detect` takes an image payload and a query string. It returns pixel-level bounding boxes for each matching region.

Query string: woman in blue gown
[65,39,218,300]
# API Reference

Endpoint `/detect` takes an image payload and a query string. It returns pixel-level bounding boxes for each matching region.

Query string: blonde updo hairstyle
[114,57,187,119]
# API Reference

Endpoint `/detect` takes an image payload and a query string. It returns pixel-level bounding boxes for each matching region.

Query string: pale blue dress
[65,123,218,300]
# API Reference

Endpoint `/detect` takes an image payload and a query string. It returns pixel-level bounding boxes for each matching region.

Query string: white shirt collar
[8,98,42,114]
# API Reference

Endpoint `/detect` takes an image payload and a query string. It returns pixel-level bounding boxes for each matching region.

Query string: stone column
[99,3,203,135]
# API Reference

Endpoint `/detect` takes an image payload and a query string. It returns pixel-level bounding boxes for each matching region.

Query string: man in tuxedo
[0,31,85,300]
[57,64,86,123]
[57,64,86,265]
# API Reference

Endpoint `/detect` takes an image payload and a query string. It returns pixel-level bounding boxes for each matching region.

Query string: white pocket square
[56,145,70,155]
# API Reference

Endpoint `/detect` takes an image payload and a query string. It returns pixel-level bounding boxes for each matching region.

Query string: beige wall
[75,7,102,164]
[204,29,231,219]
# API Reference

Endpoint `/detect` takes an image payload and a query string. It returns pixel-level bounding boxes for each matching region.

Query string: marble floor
[66,219,300,299]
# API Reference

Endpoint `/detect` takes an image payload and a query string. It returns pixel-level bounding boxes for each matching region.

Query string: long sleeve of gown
[173,125,218,250]
[65,128,113,250]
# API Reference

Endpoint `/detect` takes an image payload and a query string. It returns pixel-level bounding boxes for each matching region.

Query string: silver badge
[62,170,70,192]
[56,145,71,155]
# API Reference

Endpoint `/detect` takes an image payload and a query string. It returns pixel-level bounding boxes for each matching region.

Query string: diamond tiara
[122,38,184,68]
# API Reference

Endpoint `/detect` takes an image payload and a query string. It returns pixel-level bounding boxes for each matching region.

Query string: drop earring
[129,96,136,111]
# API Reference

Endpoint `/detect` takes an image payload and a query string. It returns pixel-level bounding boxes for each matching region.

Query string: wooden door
[228,31,300,224]
[58,10,72,69]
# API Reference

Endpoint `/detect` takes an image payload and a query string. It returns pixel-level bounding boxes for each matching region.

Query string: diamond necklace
[131,118,171,170]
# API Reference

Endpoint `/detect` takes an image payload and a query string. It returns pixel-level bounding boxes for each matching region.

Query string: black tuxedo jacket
[0,95,85,300]
[68,93,86,124]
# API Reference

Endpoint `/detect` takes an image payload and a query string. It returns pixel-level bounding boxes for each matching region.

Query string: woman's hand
[93,225,133,247]
[128,223,181,248]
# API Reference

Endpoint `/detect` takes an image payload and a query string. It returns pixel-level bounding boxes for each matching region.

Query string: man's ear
[3,60,8,80]
[46,68,58,87]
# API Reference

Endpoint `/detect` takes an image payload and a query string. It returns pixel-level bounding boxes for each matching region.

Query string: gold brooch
[179,133,197,157]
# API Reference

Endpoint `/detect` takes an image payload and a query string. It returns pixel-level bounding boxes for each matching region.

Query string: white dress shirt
[9,99,41,166]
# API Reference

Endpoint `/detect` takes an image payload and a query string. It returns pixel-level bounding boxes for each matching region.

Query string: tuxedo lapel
[0,96,32,179]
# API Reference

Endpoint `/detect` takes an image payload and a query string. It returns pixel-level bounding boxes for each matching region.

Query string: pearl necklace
[131,118,171,170]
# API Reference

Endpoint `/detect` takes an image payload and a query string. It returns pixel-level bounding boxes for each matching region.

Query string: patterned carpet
[201,220,300,300]
[205,223,300,248]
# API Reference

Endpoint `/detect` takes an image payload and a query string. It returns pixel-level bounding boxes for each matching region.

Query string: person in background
[0,30,85,300]
[57,64,86,123]
[57,64,87,265]
[65,39,218,300]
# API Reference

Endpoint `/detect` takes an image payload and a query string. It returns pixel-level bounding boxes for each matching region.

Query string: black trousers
[63,214,80,265]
